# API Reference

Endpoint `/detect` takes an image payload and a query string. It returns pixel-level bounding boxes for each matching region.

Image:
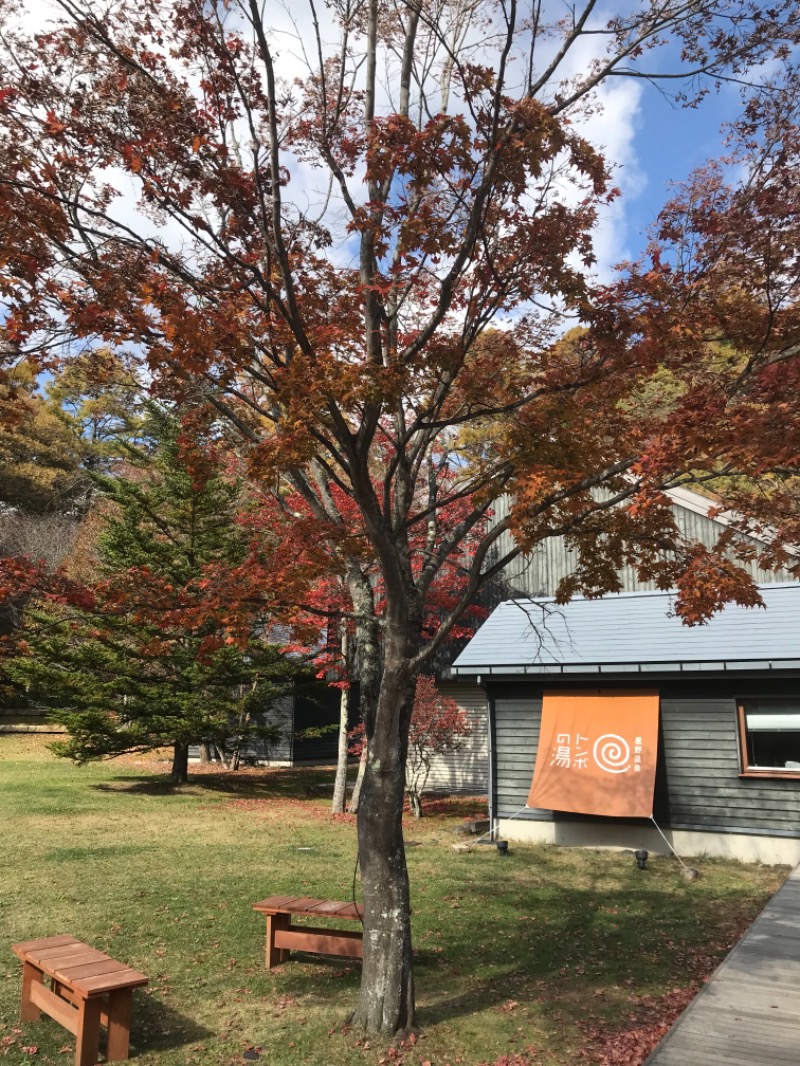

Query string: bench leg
[75,997,102,1066]
[265,913,291,968]
[105,989,133,1062]
[20,962,43,1023]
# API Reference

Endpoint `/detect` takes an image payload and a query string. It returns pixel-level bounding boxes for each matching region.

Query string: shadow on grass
[133,992,215,1055]
[15,994,213,1062]
[89,768,488,821]
[92,778,184,796]
[90,765,348,799]
[264,872,768,1036]
[409,876,758,1030]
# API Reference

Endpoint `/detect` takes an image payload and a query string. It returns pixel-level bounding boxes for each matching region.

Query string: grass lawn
[0,734,788,1066]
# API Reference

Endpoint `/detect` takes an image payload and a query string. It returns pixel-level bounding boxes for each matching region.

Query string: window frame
[737,699,800,779]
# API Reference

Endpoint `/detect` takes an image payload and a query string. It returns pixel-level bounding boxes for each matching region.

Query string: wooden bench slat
[274,926,363,959]
[54,958,131,982]
[12,935,80,956]
[282,896,326,913]
[30,943,101,963]
[73,969,149,996]
[253,895,303,912]
[45,951,108,973]
[253,897,362,920]
[332,903,363,921]
[306,900,358,917]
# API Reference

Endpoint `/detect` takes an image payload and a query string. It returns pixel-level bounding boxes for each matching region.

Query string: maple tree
[8,405,299,782]
[591,98,800,622]
[2,0,800,1034]
[282,473,488,815]
[405,675,473,817]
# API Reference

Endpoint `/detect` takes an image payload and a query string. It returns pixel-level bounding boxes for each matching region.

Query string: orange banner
[528,690,660,818]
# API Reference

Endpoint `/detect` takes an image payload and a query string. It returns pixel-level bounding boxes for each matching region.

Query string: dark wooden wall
[491,674,800,839]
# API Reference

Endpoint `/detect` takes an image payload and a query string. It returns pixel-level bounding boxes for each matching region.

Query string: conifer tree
[9,405,297,782]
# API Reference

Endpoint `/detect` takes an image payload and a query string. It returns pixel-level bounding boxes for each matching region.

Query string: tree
[2,0,800,1034]
[0,341,142,517]
[9,405,298,782]
[407,676,472,818]
[282,476,488,816]
[0,360,85,515]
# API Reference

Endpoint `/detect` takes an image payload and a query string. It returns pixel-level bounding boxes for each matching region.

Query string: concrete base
[498,817,800,865]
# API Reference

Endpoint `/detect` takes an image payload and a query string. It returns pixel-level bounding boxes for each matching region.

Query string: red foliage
[409,676,472,756]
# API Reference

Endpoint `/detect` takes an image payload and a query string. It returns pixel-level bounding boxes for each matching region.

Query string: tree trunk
[170,740,189,784]
[347,744,368,813]
[199,741,212,764]
[331,685,350,814]
[351,657,416,1034]
[345,576,382,816]
[407,758,430,819]
[332,629,351,814]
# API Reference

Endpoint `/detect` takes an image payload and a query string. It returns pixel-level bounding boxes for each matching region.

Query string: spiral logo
[593,734,631,774]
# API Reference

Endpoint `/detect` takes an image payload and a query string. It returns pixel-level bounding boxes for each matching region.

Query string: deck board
[645,863,800,1065]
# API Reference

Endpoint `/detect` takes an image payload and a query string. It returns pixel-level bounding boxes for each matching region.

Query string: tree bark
[332,630,351,814]
[351,653,416,1034]
[346,574,382,816]
[348,744,368,813]
[198,741,212,764]
[170,740,189,784]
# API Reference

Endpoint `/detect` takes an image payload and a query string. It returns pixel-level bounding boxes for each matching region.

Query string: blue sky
[609,84,745,265]
[10,0,764,297]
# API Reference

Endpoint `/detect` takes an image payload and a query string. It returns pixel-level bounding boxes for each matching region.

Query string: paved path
[645,862,800,1065]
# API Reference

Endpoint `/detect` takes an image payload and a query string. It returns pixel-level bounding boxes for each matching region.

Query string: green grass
[0,735,788,1066]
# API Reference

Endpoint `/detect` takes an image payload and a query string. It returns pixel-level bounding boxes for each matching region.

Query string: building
[425,485,795,796]
[451,583,800,864]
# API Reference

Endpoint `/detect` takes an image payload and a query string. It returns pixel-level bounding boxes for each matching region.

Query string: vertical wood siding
[418,682,489,794]
[491,682,800,837]
[488,495,794,598]
[494,695,550,821]
[660,697,800,833]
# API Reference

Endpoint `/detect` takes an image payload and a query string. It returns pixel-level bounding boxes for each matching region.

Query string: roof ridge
[499,581,800,608]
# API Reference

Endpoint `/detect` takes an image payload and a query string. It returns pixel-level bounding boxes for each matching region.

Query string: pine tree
[9,405,297,782]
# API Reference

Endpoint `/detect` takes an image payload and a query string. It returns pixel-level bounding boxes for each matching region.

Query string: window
[738,699,800,776]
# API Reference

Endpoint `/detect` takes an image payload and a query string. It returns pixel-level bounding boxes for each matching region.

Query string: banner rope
[650,815,692,870]
[470,804,531,845]
[470,806,694,872]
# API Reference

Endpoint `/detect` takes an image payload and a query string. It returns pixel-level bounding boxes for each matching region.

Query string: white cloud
[14,0,647,296]
[577,78,646,277]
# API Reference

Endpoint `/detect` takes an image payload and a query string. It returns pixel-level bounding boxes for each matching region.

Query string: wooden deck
[645,863,800,1065]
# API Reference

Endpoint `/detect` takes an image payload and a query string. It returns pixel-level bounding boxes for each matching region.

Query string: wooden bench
[11,935,148,1066]
[253,896,363,968]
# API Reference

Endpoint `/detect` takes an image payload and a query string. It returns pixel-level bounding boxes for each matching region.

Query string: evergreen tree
[9,405,297,782]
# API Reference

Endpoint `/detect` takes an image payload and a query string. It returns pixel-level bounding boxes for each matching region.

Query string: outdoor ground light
[635,849,649,870]
[496,839,509,855]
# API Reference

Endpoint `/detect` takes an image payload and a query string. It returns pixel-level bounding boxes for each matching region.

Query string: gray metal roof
[451,583,800,676]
